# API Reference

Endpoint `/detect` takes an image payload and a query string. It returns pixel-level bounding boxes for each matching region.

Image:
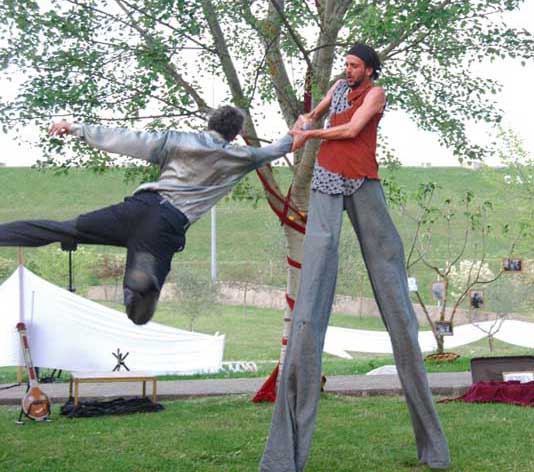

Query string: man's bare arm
[291,87,385,143]
[293,79,344,130]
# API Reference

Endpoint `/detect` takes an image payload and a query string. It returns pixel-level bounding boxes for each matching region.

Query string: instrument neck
[18,328,39,388]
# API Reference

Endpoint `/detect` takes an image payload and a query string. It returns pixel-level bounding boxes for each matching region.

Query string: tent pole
[17,247,24,323]
[17,248,24,383]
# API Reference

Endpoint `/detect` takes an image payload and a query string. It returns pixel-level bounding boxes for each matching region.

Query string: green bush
[0,256,15,281]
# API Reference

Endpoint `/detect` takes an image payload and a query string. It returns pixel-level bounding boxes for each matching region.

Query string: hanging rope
[281,185,293,224]
[255,167,306,233]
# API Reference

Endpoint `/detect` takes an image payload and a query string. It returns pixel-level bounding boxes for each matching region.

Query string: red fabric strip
[287,256,302,269]
[282,185,292,223]
[286,294,295,310]
[255,170,307,227]
[252,363,279,403]
[265,198,306,234]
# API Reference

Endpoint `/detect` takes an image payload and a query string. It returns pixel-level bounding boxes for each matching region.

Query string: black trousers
[0,191,188,324]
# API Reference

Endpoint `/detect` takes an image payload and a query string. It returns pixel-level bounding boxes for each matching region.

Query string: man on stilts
[260,43,450,471]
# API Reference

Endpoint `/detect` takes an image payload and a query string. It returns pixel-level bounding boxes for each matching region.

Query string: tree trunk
[278,224,305,369]
[436,334,444,354]
[274,1,352,373]
[202,0,352,392]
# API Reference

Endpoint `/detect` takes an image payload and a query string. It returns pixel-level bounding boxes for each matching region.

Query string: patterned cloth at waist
[311,163,365,196]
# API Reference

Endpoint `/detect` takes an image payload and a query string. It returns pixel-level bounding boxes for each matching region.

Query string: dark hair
[346,43,382,80]
[207,105,246,141]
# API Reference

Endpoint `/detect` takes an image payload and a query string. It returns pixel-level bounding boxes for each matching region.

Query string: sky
[0,2,532,168]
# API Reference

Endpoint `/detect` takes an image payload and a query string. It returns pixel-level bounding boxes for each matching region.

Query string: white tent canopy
[0,266,225,375]
[324,320,534,359]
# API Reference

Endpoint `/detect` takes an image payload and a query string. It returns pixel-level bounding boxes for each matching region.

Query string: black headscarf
[346,43,381,80]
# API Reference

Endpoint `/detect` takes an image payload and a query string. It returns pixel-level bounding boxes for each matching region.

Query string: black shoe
[125,286,160,325]
[124,253,161,325]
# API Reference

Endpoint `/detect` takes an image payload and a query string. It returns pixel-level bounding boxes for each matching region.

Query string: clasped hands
[290,113,313,153]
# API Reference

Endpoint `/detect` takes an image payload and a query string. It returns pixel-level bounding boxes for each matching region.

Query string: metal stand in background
[61,241,78,293]
[211,206,217,283]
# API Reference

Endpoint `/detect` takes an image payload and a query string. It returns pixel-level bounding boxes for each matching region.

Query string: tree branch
[114,0,210,113]
[117,0,217,54]
[63,0,133,31]
[414,290,438,339]
[240,0,301,125]
[268,0,313,72]
[380,0,453,60]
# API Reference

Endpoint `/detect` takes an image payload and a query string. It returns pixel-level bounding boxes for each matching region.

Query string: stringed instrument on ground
[16,321,51,421]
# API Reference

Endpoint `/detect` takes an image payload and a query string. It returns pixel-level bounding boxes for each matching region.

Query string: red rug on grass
[439,381,534,407]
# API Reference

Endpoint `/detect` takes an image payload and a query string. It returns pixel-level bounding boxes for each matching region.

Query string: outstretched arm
[290,87,385,144]
[49,120,168,163]
[248,134,294,167]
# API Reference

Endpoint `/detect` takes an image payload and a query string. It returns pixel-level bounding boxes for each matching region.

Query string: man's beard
[348,76,365,88]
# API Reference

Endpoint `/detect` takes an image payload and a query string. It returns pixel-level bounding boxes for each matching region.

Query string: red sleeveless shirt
[317,84,383,180]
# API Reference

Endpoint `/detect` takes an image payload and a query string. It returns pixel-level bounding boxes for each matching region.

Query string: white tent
[0,266,225,375]
[324,321,534,359]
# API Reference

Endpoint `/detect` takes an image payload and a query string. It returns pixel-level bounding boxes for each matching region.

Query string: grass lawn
[1,394,533,471]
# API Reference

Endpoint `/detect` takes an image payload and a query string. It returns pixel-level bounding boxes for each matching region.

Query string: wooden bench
[69,371,157,407]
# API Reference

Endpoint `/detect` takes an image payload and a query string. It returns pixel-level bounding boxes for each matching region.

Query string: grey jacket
[70,124,293,224]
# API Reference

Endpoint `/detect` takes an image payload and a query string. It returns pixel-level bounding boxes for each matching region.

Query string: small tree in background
[496,127,534,204]
[515,261,534,311]
[403,183,525,355]
[470,273,533,351]
[92,253,126,302]
[466,279,505,353]
[174,271,220,332]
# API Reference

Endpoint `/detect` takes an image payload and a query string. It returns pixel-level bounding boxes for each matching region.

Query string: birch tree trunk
[251,0,352,374]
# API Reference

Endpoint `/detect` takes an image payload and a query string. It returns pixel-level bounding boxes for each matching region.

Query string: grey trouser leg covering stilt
[260,181,450,471]
[260,191,344,472]
[344,180,450,469]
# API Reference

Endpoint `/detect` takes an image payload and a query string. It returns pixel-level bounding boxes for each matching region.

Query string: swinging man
[0,106,294,325]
